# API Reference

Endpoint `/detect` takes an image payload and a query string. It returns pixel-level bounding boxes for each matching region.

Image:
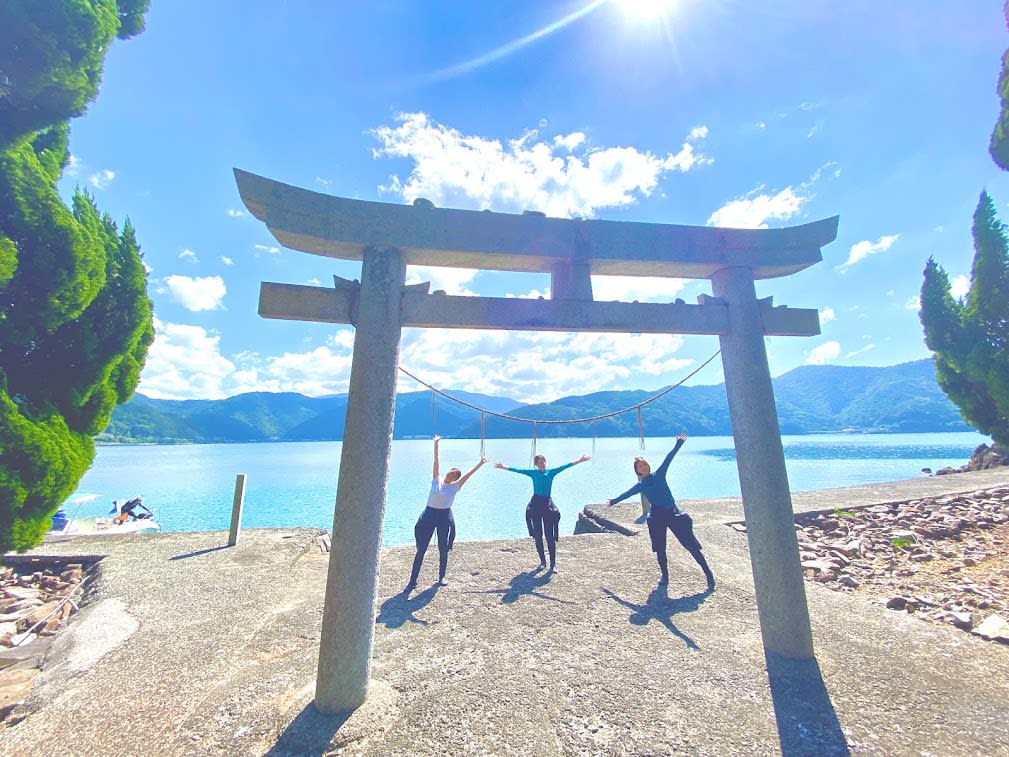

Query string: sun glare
[613,0,679,21]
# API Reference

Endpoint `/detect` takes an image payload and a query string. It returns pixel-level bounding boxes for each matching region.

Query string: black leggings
[525,495,561,567]
[409,507,456,584]
[646,509,713,582]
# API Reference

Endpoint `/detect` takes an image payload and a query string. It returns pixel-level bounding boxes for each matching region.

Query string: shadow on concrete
[476,570,575,605]
[169,545,232,560]
[764,651,850,757]
[263,702,350,757]
[376,585,438,628]
[602,586,712,649]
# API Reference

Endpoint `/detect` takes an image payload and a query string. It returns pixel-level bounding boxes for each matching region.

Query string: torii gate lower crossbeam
[233,169,836,714]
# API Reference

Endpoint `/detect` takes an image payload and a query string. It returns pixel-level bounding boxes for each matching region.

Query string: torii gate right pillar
[712,266,814,659]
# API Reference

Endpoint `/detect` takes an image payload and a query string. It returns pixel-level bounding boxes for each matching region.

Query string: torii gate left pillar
[234,168,838,713]
[315,246,405,709]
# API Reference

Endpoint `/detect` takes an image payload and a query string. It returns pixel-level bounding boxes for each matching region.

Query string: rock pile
[786,487,1009,643]
[0,559,92,726]
[934,443,1008,475]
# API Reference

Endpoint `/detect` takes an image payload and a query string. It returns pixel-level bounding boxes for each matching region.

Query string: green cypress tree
[992,2,1009,170]
[920,192,1009,447]
[0,1,153,551]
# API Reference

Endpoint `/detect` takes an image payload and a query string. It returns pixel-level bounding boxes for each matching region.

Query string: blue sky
[56,1,1009,403]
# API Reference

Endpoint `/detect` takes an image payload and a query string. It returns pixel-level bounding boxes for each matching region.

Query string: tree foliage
[991,2,1009,170]
[920,192,1009,447]
[0,1,153,551]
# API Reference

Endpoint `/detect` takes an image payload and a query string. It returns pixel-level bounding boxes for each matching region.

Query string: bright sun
[613,0,679,21]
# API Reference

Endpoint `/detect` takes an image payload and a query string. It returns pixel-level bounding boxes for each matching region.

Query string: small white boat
[48,495,160,539]
[52,514,161,536]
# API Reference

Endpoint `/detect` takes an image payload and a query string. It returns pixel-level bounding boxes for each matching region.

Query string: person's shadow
[376,585,439,628]
[601,585,711,649]
[475,569,574,605]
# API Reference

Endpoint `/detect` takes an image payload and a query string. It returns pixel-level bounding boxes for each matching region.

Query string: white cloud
[806,120,824,138]
[137,315,719,402]
[553,132,586,151]
[220,256,234,266]
[163,275,227,311]
[370,112,711,218]
[178,248,198,263]
[950,274,969,300]
[905,295,920,311]
[845,344,876,359]
[254,244,280,254]
[806,341,841,365]
[66,154,82,177]
[315,177,332,187]
[396,328,700,403]
[89,169,115,190]
[226,208,245,218]
[819,307,835,323]
[139,320,357,399]
[138,319,237,400]
[837,234,899,271]
[707,186,805,229]
[406,266,478,296]
[590,275,688,303]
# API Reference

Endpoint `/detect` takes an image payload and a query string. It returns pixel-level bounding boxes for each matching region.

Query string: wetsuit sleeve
[609,482,643,505]
[508,468,535,478]
[654,438,685,479]
[548,462,575,476]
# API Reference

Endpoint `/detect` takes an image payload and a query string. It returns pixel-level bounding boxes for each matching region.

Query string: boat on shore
[46,496,160,541]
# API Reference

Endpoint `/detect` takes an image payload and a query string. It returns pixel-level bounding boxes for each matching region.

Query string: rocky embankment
[0,558,93,725]
[934,442,1008,475]
[753,486,1009,643]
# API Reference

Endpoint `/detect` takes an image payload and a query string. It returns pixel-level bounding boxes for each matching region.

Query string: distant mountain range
[99,359,973,444]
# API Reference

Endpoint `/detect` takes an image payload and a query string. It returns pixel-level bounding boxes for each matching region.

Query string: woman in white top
[405,436,487,593]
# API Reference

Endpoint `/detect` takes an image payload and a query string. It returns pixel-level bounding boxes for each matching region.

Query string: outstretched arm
[457,457,488,488]
[607,482,643,507]
[654,432,687,479]
[494,461,509,470]
[571,454,591,466]
[432,435,442,480]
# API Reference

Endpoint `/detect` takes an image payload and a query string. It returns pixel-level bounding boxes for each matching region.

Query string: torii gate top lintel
[234,168,838,281]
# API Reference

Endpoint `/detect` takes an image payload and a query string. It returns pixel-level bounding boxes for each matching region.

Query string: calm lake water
[63,432,989,547]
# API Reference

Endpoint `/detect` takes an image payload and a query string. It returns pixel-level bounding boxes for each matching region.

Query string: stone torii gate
[234,168,839,714]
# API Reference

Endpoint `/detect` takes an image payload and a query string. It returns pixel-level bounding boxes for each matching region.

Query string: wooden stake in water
[228,474,247,547]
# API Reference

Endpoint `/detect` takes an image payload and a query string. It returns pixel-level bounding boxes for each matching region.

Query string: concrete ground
[4,468,1009,756]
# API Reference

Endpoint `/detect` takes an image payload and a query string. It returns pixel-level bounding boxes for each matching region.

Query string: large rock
[966,444,1009,471]
[973,614,1009,643]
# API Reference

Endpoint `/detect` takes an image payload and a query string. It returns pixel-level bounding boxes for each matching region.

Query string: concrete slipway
[4,468,1009,756]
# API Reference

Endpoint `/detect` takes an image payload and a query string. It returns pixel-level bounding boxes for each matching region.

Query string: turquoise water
[63,432,989,547]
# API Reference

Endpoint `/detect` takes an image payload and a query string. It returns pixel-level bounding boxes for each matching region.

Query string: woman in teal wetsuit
[495,452,590,573]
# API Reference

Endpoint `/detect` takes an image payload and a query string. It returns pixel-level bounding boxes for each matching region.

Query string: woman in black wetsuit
[405,436,486,593]
[607,433,714,589]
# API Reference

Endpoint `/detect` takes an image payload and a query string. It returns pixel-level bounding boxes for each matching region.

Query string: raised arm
[457,457,488,488]
[549,454,592,476]
[654,433,687,479]
[432,435,442,480]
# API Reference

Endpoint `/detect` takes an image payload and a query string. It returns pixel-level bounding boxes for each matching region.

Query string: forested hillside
[101,359,972,443]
